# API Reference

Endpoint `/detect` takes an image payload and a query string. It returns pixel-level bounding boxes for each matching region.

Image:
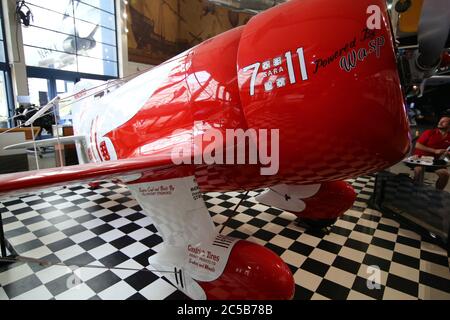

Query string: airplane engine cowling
[237,0,410,184]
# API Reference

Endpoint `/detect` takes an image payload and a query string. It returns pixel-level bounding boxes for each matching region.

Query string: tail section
[257,181,357,222]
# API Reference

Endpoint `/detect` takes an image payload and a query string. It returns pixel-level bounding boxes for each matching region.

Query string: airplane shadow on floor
[370,171,450,253]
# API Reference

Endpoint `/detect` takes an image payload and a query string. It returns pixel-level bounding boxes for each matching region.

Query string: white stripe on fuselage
[72,56,186,162]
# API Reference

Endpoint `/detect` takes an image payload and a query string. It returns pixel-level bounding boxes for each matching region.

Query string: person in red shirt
[413,116,450,190]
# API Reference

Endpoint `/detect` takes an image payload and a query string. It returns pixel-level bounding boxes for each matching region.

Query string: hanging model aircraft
[1,0,411,300]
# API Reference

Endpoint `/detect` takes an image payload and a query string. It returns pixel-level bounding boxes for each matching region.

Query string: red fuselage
[74,0,410,192]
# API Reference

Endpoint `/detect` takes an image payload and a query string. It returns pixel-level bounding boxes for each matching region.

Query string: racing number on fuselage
[243,47,309,96]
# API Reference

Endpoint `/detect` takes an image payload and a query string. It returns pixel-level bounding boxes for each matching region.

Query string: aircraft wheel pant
[296,181,357,225]
[198,240,295,300]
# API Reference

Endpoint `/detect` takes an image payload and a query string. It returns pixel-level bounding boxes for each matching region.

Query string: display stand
[0,211,18,266]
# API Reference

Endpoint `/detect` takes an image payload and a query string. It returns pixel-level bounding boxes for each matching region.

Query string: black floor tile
[14,239,44,254]
[4,227,27,238]
[392,252,420,269]
[371,237,396,251]
[293,285,314,300]
[47,238,76,252]
[110,235,137,250]
[99,251,130,267]
[344,238,370,252]
[386,274,419,297]
[252,229,275,242]
[11,207,34,215]
[79,237,107,251]
[332,256,361,274]
[61,206,81,214]
[396,235,421,249]
[330,225,352,237]
[126,213,146,222]
[247,218,268,228]
[316,279,351,300]
[420,251,448,266]
[2,274,43,298]
[362,254,391,272]
[139,235,163,248]
[133,250,156,268]
[288,242,314,256]
[279,228,301,240]
[48,215,72,225]
[34,226,59,238]
[62,225,88,237]
[85,270,121,293]
[164,289,190,300]
[265,243,285,256]
[127,293,146,300]
[44,274,73,297]
[377,223,399,234]
[301,258,330,278]
[21,215,45,225]
[124,271,159,291]
[119,223,141,234]
[353,224,376,235]
[100,213,122,223]
[271,217,292,227]
[227,230,249,240]
[317,239,342,254]
[419,271,450,293]
[224,219,244,230]
[351,276,385,299]
[64,252,96,266]
[90,224,114,236]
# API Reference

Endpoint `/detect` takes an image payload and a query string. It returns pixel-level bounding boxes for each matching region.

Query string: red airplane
[0,0,410,300]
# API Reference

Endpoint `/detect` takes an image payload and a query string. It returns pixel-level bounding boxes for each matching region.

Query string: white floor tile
[98,281,136,300]
[69,230,97,244]
[21,246,53,260]
[0,264,34,286]
[36,265,72,284]
[88,243,117,260]
[139,278,176,300]
[54,283,96,300]
[121,242,149,258]
[99,228,126,242]
[55,245,85,261]
[13,285,53,300]
[0,287,8,300]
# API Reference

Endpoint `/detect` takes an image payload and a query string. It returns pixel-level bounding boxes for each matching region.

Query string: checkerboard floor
[0,176,449,300]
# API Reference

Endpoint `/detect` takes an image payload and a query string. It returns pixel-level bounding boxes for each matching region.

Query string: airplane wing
[0,155,174,198]
[0,157,295,300]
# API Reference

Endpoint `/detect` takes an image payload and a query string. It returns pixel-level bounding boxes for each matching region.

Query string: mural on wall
[127,0,253,65]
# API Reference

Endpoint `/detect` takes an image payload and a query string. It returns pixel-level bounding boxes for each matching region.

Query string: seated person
[413,115,450,190]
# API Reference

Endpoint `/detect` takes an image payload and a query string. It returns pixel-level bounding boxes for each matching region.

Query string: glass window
[56,79,75,95]
[0,6,11,127]
[24,46,78,72]
[74,2,115,30]
[0,72,8,127]
[28,78,50,107]
[26,0,74,16]
[0,9,5,63]
[56,79,75,121]
[0,42,5,63]
[22,0,118,77]
[80,0,115,14]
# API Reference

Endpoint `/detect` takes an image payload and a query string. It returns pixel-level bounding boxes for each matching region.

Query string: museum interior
[0,0,449,301]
